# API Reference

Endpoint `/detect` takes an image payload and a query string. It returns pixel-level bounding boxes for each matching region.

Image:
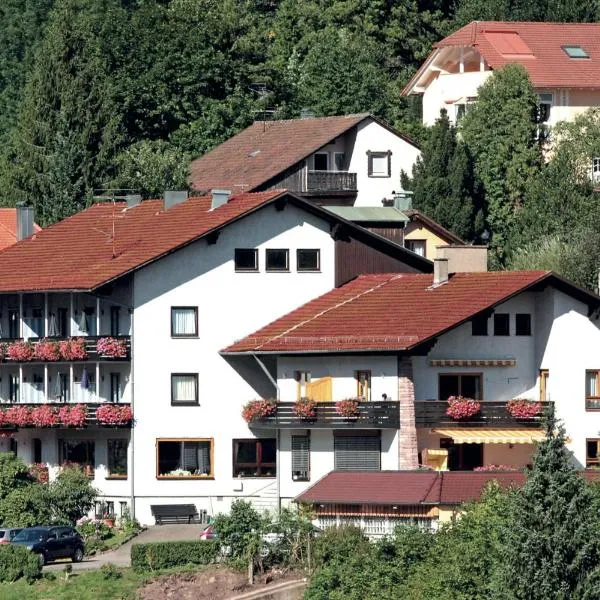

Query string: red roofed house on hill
[403,21,600,155]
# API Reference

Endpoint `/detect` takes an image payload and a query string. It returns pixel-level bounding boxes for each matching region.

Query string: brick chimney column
[398,356,418,470]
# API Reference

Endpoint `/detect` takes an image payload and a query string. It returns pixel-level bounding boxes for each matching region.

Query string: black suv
[11,526,84,565]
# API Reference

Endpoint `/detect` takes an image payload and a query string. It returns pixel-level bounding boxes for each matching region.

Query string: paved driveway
[44,524,207,572]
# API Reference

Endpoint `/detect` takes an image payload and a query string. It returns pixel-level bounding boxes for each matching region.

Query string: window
[171,374,198,405]
[334,432,380,471]
[292,435,310,481]
[439,374,482,400]
[234,248,258,271]
[107,439,128,478]
[313,153,329,171]
[539,369,549,402]
[586,439,600,468]
[8,309,19,339]
[586,370,600,410]
[59,440,95,467]
[405,239,426,257]
[592,157,600,183]
[157,439,213,478]
[110,306,120,337]
[563,45,589,59]
[537,93,553,123]
[494,313,510,336]
[297,249,320,272]
[266,249,289,271]
[295,371,311,400]
[471,315,488,336]
[33,438,42,464]
[367,151,391,178]
[171,307,198,337]
[334,152,345,171]
[110,372,121,404]
[233,439,276,477]
[356,371,371,401]
[515,313,531,336]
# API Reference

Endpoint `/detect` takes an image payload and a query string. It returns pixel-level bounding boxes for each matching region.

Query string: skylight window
[563,45,589,59]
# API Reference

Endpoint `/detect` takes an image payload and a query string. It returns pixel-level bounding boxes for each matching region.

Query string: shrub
[100,563,122,580]
[49,466,97,524]
[0,484,52,527]
[0,545,41,583]
[131,540,218,571]
[212,500,265,560]
[0,453,34,501]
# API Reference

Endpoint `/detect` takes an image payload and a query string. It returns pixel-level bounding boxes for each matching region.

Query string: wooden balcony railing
[414,400,553,429]
[306,171,358,192]
[250,401,399,429]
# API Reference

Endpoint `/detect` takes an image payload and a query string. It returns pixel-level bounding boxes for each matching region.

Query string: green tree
[0,485,51,528]
[461,64,541,254]
[49,466,97,524]
[0,453,33,501]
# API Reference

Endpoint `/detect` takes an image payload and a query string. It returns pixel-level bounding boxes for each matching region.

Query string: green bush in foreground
[0,545,41,583]
[131,540,218,572]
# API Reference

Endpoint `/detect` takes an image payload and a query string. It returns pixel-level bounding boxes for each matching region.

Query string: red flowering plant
[7,340,34,362]
[474,465,519,472]
[96,337,127,359]
[294,397,317,420]
[335,398,360,419]
[30,405,59,427]
[30,463,49,483]
[241,399,277,423]
[33,339,61,361]
[506,398,542,419]
[4,405,32,427]
[58,404,87,427]
[59,338,88,361]
[446,396,481,420]
[96,404,133,425]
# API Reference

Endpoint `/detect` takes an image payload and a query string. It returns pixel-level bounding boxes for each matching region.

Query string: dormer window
[562,45,589,59]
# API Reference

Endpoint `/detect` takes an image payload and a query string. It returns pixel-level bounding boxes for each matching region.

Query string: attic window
[563,45,589,59]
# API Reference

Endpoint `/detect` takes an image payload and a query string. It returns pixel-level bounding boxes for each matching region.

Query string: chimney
[436,245,488,273]
[433,258,449,286]
[211,189,231,210]
[125,194,142,209]
[164,190,188,210]
[16,204,34,241]
[393,190,413,212]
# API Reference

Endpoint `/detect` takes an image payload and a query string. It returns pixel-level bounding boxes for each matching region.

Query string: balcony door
[440,437,483,471]
[439,374,482,400]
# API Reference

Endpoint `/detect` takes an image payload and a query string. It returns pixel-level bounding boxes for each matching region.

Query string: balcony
[414,400,553,429]
[249,401,399,429]
[306,171,357,194]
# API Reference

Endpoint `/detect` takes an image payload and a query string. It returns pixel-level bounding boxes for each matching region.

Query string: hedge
[131,540,219,571]
[0,545,41,583]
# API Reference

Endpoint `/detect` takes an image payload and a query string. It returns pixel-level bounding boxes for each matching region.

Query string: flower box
[7,341,34,362]
[4,405,32,427]
[506,399,542,419]
[335,398,360,419]
[59,338,88,361]
[294,397,317,420]
[33,339,61,361]
[58,404,87,427]
[96,404,133,426]
[30,405,59,427]
[241,399,277,423]
[446,396,481,420]
[96,337,127,359]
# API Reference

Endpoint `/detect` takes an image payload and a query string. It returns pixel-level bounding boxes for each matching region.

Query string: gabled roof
[222,270,600,354]
[404,21,600,93]
[326,206,408,223]
[0,209,41,251]
[404,209,465,245]
[188,114,418,192]
[0,190,431,293]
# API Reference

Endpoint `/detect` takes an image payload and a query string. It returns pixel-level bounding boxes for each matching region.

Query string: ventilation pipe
[433,258,449,286]
[164,190,188,210]
[16,204,34,241]
[211,189,231,210]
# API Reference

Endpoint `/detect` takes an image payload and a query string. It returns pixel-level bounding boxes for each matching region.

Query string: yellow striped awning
[433,428,545,445]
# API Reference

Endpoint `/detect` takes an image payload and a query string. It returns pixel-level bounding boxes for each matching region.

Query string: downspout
[129,279,135,520]
[251,352,280,514]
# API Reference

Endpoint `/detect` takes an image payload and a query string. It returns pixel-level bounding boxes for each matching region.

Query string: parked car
[0,528,22,544]
[11,526,84,565]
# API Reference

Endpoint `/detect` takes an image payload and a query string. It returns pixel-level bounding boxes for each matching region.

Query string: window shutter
[334,435,380,471]
[292,435,310,480]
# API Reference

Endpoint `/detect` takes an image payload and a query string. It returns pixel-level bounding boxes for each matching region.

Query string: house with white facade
[0,189,431,524]
[188,114,421,207]
[403,21,600,146]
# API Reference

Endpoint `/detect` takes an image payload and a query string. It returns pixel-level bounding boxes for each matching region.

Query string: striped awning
[429,358,516,367]
[433,428,545,445]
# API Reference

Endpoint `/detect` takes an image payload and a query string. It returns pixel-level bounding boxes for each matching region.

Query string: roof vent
[164,190,188,210]
[211,189,231,210]
[125,194,142,209]
[16,203,34,241]
[433,258,449,286]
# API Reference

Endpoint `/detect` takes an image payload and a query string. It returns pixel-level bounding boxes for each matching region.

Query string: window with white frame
[171,307,198,337]
[592,157,600,183]
[171,374,198,405]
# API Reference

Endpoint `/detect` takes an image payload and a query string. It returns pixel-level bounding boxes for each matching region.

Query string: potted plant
[59,338,88,361]
[7,340,34,362]
[506,398,542,419]
[241,399,277,423]
[102,510,115,528]
[96,337,127,359]
[4,405,32,427]
[335,398,360,419]
[294,397,317,420]
[58,404,88,428]
[33,339,61,361]
[96,404,133,426]
[30,405,59,427]
[446,396,481,420]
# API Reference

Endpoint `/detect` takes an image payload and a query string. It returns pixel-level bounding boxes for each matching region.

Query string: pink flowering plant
[34,339,61,361]
[30,405,59,427]
[446,396,481,420]
[294,397,317,419]
[58,404,87,427]
[241,399,277,423]
[4,405,32,427]
[59,338,88,361]
[96,404,133,425]
[506,398,542,419]
[7,340,34,362]
[96,337,127,359]
[335,398,360,418]
[474,465,520,472]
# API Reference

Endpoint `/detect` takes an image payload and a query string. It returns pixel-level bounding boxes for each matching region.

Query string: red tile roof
[223,270,562,353]
[436,21,600,88]
[0,209,41,251]
[188,114,417,192]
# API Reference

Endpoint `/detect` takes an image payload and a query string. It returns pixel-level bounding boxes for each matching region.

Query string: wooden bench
[150,504,201,525]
